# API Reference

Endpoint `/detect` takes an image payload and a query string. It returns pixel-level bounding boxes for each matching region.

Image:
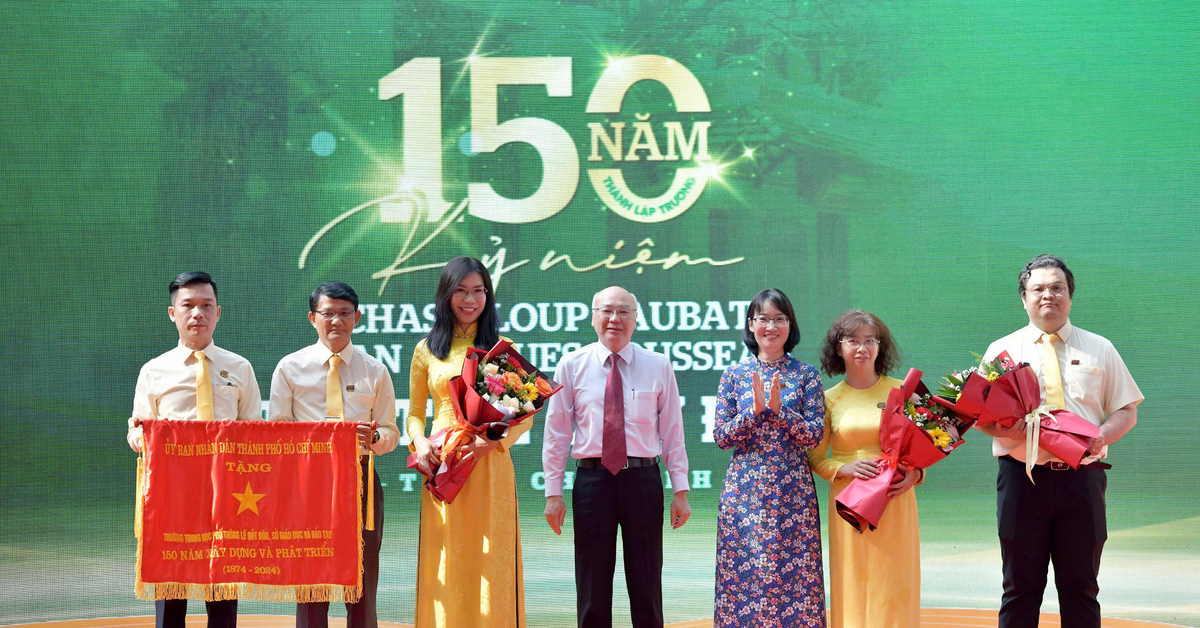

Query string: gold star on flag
[232,482,266,515]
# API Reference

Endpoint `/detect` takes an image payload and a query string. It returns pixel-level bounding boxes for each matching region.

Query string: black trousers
[572,464,664,628]
[155,599,236,628]
[997,455,1107,628]
[297,463,384,628]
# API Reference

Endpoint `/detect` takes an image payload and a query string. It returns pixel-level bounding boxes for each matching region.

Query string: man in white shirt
[543,286,691,628]
[128,271,262,628]
[268,281,399,628]
[978,255,1142,628]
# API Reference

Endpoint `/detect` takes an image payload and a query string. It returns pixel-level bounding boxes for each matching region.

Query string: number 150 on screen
[379,56,713,225]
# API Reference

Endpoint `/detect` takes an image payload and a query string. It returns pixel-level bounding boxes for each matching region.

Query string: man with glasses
[127,271,261,628]
[977,255,1142,627]
[268,281,398,628]
[542,286,691,628]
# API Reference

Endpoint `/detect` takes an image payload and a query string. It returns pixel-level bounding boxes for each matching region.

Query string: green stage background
[2,1,1198,626]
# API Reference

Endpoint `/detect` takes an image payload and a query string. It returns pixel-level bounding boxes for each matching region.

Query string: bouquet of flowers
[834,368,973,533]
[904,390,969,454]
[407,340,561,503]
[931,351,1100,482]
[932,352,1019,420]
[476,352,554,423]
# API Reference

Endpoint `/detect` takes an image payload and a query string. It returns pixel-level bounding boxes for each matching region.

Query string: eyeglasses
[1027,283,1068,298]
[315,310,357,321]
[453,287,488,301]
[751,316,789,328]
[593,307,635,319]
[840,337,880,349]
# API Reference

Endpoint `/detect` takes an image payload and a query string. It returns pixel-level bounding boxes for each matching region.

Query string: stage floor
[2,612,1188,628]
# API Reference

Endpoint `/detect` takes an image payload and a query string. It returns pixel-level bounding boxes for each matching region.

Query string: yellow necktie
[326,354,343,420]
[1040,333,1066,410]
[194,350,214,421]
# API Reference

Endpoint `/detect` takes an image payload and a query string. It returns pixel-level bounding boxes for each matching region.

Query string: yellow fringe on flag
[134,453,145,540]
[365,451,375,531]
[356,449,365,600]
[135,581,362,603]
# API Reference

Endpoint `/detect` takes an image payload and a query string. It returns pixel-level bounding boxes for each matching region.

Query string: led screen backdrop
[2,1,1198,626]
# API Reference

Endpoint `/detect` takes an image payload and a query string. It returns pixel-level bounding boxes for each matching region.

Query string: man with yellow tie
[978,254,1143,628]
[268,281,398,628]
[127,271,262,628]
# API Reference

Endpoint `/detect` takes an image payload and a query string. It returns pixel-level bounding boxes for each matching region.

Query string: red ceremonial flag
[135,420,363,602]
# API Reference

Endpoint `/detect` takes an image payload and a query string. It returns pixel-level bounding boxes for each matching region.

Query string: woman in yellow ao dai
[407,257,531,628]
[808,310,924,628]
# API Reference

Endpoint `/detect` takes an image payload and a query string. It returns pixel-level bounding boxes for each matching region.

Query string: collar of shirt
[591,341,636,367]
[173,340,218,365]
[306,341,356,367]
[1024,319,1074,344]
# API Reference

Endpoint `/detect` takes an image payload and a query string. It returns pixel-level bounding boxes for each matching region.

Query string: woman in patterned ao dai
[713,289,827,627]
[808,310,922,628]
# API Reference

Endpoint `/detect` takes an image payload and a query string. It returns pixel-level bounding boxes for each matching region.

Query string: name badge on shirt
[220,370,229,378]
[345,384,355,392]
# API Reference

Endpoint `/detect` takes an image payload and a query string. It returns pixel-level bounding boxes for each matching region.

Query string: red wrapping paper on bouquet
[834,369,968,532]
[407,340,561,503]
[976,364,1100,480]
[931,352,1019,420]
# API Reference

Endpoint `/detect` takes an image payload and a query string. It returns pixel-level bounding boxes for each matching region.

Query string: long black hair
[425,256,500,360]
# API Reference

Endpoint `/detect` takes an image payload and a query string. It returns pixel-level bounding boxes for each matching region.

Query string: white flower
[483,363,501,376]
[502,395,521,411]
[522,401,536,414]
[489,399,515,419]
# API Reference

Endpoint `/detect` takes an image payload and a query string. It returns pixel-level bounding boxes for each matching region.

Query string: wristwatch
[371,429,380,444]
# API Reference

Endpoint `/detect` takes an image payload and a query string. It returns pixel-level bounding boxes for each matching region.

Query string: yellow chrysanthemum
[927,427,951,448]
[522,381,539,401]
[985,371,1000,382]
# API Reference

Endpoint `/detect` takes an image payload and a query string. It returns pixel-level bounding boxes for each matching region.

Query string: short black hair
[741,288,801,355]
[1019,254,1075,297]
[169,271,217,303]
[310,281,359,311]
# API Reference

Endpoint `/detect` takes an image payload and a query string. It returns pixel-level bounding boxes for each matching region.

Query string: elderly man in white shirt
[978,255,1142,628]
[127,271,261,628]
[543,286,691,628]
[269,281,398,628]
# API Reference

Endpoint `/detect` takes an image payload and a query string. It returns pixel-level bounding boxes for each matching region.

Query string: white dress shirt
[127,341,262,449]
[268,341,399,456]
[542,341,690,496]
[984,320,1142,463]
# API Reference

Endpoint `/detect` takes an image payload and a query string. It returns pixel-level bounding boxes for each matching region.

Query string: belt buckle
[1047,461,1069,471]
[623,459,630,470]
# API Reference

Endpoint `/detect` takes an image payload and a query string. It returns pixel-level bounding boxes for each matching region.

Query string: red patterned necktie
[602,353,627,475]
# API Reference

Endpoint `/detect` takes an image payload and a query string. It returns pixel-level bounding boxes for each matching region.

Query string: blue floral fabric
[713,355,827,627]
